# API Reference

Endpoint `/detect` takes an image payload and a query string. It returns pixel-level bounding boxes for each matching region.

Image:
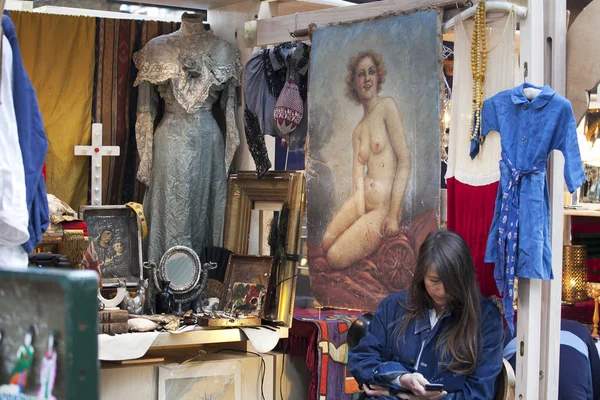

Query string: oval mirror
[159,246,200,293]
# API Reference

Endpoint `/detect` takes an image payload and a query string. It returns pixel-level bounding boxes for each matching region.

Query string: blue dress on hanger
[472,83,585,333]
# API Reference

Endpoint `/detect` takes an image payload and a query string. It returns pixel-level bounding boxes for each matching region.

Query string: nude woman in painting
[321,51,411,270]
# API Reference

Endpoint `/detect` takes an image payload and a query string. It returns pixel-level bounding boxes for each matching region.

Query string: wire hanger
[442,1,528,33]
[288,13,316,43]
[288,13,305,44]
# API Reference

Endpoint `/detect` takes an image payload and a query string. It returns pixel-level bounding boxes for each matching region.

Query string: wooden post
[539,1,567,399]
[515,0,545,398]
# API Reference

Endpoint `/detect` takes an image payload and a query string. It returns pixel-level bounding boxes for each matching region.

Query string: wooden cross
[74,123,120,205]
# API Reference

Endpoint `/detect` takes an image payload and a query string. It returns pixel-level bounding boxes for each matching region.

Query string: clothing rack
[245,0,471,47]
[442,1,528,32]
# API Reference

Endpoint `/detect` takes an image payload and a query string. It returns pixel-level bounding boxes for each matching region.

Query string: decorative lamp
[588,284,600,340]
[562,245,589,304]
[587,250,600,340]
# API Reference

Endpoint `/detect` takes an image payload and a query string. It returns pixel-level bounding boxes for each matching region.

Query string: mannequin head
[182,12,203,21]
[181,12,210,31]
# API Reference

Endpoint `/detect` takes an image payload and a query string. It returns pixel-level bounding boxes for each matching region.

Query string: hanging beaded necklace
[469,1,487,145]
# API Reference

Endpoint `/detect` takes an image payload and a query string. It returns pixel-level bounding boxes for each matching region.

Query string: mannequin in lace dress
[133,13,242,265]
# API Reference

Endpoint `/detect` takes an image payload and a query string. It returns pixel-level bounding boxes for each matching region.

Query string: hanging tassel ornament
[469,0,487,146]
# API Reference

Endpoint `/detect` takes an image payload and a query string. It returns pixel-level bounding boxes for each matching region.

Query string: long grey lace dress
[133,25,242,265]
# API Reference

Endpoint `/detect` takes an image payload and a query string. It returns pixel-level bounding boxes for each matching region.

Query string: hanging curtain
[12,11,96,209]
[93,18,179,205]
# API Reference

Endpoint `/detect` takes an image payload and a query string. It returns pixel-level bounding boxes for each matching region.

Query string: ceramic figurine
[37,331,57,400]
[9,325,35,393]
[155,280,174,314]
[201,297,220,313]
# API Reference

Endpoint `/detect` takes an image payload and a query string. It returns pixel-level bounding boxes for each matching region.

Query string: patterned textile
[244,106,271,178]
[496,151,547,334]
[93,18,179,204]
[132,22,241,265]
[243,42,310,173]
[571,216,600,282]
[274,79,303,136]
[81,240,102,287]
[284,312,363,400]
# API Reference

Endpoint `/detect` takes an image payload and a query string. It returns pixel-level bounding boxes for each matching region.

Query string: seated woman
[348,230,504,399]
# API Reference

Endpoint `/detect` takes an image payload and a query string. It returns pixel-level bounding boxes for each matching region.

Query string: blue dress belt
[495,151,546,335]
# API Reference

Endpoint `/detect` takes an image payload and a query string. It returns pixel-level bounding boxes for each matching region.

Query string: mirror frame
[223,171,305,327]
[159,245,201,293]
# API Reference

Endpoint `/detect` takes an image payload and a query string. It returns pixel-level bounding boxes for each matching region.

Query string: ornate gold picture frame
[223,172,305,328]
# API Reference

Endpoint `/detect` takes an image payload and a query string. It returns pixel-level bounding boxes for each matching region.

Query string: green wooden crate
[0,267,98,400]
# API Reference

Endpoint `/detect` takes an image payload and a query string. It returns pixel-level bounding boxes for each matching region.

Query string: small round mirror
[159,246,200,293]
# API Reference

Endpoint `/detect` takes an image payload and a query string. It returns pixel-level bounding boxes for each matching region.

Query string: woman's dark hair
[395,230,481,375]
[345,50,387,105]
[26,325,37,340]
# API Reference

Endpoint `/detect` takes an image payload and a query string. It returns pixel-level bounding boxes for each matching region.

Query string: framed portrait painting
[306,11,441,310]
[80,206,143,288]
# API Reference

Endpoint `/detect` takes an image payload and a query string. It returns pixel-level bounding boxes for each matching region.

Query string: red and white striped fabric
[82,240,102,287]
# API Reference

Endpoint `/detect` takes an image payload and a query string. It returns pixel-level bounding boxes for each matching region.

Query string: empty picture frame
[223,172,305,327]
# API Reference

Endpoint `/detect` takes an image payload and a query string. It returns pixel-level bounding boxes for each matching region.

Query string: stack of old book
[99,309,129,334]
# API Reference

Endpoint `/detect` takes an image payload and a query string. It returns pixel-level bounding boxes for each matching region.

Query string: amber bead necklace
[469,0,487,144]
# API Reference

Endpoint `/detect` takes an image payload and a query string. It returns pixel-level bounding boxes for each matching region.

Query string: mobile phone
[424,383,444,392]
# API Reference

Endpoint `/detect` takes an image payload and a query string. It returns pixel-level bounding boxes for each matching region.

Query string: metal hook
[295,12,299,32]
[523,62,528,84]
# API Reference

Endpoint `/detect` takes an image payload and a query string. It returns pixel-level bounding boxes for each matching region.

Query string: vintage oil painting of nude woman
[307,11,441,311]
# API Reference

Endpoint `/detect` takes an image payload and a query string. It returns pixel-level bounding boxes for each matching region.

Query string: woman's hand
[362,384,391,397]
[397,373,447,399]
[381,215,400,237]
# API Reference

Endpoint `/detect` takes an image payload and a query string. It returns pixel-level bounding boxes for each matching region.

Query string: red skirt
[446,178,500,298]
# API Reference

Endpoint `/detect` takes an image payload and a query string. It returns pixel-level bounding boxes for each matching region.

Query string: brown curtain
[93,18,179,205]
